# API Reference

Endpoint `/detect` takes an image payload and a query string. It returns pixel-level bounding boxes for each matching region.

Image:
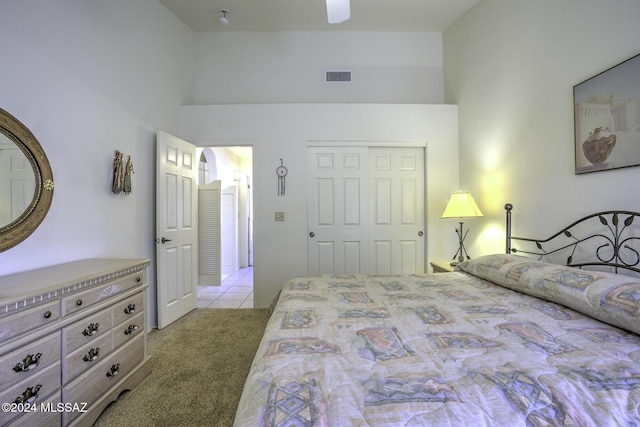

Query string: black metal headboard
[505,203,640,274]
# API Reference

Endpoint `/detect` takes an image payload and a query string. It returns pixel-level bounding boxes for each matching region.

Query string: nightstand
[430,261,456,273]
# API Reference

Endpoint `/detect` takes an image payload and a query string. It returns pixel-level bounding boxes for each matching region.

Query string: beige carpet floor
[93,308,268,427]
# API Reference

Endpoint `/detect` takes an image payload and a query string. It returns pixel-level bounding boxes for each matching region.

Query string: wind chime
[276,159,288,196]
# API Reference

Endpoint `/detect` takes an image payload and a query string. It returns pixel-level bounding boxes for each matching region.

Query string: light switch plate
[275,212,285,221]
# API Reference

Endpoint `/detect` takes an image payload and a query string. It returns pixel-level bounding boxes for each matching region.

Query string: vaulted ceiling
[158,0,480,32]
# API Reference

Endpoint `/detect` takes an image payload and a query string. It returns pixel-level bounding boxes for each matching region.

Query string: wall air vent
[325,70,352,83]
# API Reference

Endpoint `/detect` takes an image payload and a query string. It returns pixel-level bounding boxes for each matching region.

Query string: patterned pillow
[456,254,640,335]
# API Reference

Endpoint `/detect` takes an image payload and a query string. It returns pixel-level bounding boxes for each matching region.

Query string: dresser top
[0,258,150,312]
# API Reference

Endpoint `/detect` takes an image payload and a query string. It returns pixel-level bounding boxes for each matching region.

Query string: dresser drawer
[63,334,144,424]
[0,301,59,344]
[0,332,60,390]
[113,311,144,350]
[7,391,61,427]
[63,332,113,383]
[112,292,144,327]
[62,271,144,316]
[62,308,112,354]
[0,362,61,426]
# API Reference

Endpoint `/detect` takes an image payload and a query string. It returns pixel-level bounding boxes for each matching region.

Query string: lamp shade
[441,192,484,219]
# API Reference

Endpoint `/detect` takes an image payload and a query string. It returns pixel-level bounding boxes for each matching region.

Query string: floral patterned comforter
[234,255,640,426]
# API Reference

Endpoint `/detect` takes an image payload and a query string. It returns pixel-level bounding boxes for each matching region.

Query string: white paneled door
[0,145,35,223]
[308,147,369,275]
[368,147,425,275]
[308,146,425,275]
[156,131,197,329]
[221,185,238,277]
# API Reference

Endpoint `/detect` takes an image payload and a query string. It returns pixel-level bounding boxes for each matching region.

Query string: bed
[234,204,640,426]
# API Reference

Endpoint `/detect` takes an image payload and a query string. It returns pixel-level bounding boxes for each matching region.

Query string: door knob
[418,231,424,237]
[309,232,315,238]
[156,237,173,244]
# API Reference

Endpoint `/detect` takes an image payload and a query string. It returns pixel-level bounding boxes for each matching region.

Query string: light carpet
[93,308,268,427]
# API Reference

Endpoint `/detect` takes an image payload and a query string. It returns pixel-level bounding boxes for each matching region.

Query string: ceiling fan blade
[326,0,350,24]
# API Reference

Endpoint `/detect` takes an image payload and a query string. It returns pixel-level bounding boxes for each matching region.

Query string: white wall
[208,147,244,188]
[0,4,458,320]
[444,0,640,256]
[186,29,457,307]
[0,0,195,328]
[181,103,459,308]
[193,31,444,104]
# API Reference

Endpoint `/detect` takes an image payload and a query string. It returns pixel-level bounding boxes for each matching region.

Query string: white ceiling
[158,0,480,32]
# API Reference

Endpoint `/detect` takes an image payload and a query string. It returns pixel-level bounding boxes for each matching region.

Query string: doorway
[196,146,254,308]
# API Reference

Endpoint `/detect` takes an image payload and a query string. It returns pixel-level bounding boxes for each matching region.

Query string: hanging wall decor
[123,155,134,194]
[574,52,640,174]
[112,150,134,195]
[276,158,288,196]
[112,150,124,194]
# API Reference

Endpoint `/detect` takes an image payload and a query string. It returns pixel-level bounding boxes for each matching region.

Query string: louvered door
[198,180,221,286]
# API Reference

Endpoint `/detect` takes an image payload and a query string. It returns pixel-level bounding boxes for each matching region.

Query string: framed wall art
[573,52,640,174]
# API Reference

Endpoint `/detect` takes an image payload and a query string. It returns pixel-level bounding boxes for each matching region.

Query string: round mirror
[0,108,54,252]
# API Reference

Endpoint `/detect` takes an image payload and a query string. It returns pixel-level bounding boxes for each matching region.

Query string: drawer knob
[136,277,141,283]
[124,303,136,314]
[82,323,99,336]
[83,347,100,362]
[106,364,120,378]
[76,299,83,306]
[43,311,52,319]
[124,324,139,335]
[13,353,42,372]
[14,385,41,404]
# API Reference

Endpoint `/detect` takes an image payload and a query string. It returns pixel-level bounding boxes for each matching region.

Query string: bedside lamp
[441,191,483,265]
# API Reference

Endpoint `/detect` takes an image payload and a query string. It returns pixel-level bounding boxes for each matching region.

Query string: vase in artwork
[582,127,616,164]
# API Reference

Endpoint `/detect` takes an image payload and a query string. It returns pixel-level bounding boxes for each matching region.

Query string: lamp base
[450,221,472,266]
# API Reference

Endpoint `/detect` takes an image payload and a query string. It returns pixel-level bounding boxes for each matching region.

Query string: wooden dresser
[0,259,151,427]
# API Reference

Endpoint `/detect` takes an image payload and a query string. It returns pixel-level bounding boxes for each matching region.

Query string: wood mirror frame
[0,108,54,252]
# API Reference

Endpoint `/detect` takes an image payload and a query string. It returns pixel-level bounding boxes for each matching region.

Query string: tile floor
[197,267,254,308]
